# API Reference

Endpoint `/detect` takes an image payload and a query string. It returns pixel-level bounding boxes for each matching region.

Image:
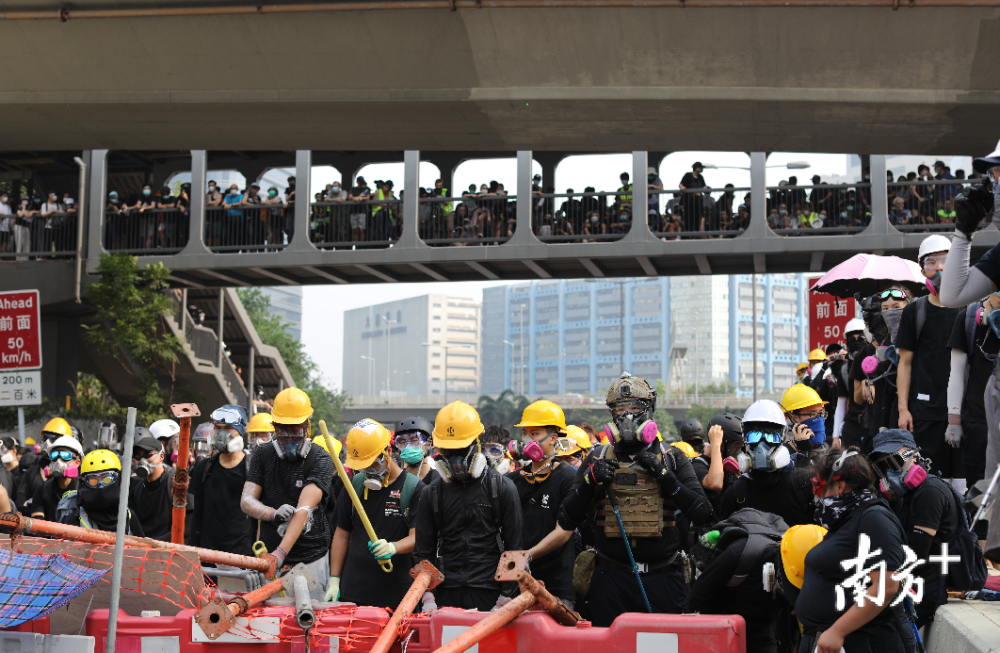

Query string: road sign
[0,290,41,372]
[0,371,42,407]
[809,279,857,352]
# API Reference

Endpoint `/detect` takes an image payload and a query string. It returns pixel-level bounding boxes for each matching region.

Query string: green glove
[324,575,340,602]
[367,539,397,560]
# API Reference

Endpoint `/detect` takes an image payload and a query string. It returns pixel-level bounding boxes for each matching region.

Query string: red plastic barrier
[400,608,746,653]
[2,616,50,634]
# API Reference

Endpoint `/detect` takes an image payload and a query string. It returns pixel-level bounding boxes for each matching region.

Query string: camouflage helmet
[605,371,656,412]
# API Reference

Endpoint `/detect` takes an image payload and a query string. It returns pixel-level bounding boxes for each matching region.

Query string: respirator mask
[48,450,79,479]
[482,441,508,470]
[213,426,245,454]
[1,442,15,466]
[874,449,927,498]
[363,453,390,491]
[722,452,751,475]
[604,400,658,448]
[97,421,120,453]
[273,422,312,462]
[433,442,486,483]
[744,426,790,472]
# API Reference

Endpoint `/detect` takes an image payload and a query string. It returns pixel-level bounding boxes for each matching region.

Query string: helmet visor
[211,407,247,431]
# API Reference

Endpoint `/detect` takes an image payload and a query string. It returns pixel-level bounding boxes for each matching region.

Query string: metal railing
[532,190,628,243]
[417,193,514,246]
[205,203,288,253]
[0,211,78,259]
[221,355,250,407]
[103,207,189,254]
[889,178,979,232]
[650,186,750,240]
[168,293,250,405]
[309,197,402,250]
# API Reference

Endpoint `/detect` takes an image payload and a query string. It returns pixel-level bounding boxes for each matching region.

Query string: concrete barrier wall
[926,599,1000,653]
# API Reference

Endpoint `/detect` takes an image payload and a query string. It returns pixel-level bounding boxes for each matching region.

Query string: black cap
[811,174,821,182]
[134,433,162,453]
[692,161,703,170]
[872,429,917,454]
[933,160,947,169]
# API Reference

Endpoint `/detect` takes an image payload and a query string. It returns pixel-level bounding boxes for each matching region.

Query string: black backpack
[940,481,988,592]
[708,508,789,586]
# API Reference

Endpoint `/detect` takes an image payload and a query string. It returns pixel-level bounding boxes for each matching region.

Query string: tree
[237,288,350,427]
[477,390,530,433]
[82,254,184,417]
[684,404,745,425]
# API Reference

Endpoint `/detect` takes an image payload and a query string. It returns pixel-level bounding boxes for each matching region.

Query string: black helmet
[396,416,434,440]
[708,412,744,446]
[679,418,704,441]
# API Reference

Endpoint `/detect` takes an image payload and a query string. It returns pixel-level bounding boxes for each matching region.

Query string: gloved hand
[954,183,995,238]
[367,539,396,560]
[945,414,963,448]
[324,575,340,602]
[261,546,286,580]
[271,504,296,522]
[588,458,618,485]
[491,596,512,612]
[633,450,671,479]
[420,591,438,614]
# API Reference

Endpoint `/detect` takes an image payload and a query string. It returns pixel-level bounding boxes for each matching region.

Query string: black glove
[588,458,618,485]
[954,183,995,238]
[633,451,670,478]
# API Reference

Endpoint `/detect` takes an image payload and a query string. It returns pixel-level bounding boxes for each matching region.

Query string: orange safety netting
[232,603,393,651]
[12,536,204,609]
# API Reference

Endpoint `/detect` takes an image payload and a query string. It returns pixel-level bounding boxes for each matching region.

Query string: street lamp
[360,355,376,397]
[701,161,812,171]
[423,342,474,405]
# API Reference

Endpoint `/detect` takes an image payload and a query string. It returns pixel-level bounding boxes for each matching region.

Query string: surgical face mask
[0,197,6,204]
[332,185,340,192]
[399,445,425,465]
[230,189,239,196]
[840,212,847,219]
[64,198,74,206]
[0,452,13,465]
[779,209,787,216]
[268,190,277,197]
[143,189,151,196]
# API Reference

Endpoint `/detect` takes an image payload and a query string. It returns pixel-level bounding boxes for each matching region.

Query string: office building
[342,295,481,398]
[260,287,304,341]
[481,275,810,397]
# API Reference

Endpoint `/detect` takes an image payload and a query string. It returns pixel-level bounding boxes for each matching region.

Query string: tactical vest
[594,445,675,539]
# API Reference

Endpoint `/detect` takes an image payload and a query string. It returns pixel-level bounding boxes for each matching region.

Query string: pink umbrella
[812,254,927,300]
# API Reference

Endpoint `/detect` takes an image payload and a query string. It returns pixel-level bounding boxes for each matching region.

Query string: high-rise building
[260,287,304,341]
[481,275,810,397]
[342,295,481,398]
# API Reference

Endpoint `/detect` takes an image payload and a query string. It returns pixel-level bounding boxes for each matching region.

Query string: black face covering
[846,335,866,356]
[78,479,123,532]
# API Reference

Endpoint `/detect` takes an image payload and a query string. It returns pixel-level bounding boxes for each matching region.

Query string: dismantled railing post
[370,560,444,653]
[171,403,200,544]
[495,550,582,626]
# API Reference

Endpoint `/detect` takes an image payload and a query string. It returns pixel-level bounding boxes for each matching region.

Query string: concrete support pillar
[867,154,890,235]
[627,151,650,240]
[397,150,422,248]
[748,152,769,239]
[217,290,225,369]
[86,149,108,273]
[181,150,210,255]
[290,150,312,251]
[797,273,808,361]
[507,151,541,246]
[181,289,188,333]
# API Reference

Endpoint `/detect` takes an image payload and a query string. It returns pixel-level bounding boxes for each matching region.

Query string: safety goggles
[249,432,273,443]
[794,408,827,421]
[879,289,908,301]
[922,255,947,270]
[82,470,119,488]
[745,430,783,445]
[871,449,916,477]
[275,433,306,445]
[613,401,647,416]
[211,407,247,431]
[482,442,506,458]
[49,450,76,462]
[553,438,578,455]
[395,431,427,448]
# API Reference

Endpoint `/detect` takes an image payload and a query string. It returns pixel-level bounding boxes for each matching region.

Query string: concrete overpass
[0,2,999,155]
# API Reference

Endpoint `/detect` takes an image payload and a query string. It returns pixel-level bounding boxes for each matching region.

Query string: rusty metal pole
[171,403,200,544]
[495,551,581,626]
[0,513,269,572]
[431,591,536,653]
[194,577,285,639]
[370,561,445,653]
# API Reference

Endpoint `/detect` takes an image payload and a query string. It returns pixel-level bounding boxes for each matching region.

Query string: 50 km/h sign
[0,290,42,372]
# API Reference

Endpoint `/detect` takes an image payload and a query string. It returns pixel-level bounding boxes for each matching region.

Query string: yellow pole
[318,420,392,573]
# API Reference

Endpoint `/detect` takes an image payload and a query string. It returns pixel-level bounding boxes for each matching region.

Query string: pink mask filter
[521,439,545,462]
[861,356,879,375]
[63,466,79,479]
[604,421,658,444]
[722,457,741,475]
[904,462,928,488]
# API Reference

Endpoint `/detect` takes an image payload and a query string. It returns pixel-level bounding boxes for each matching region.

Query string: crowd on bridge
[0,190,80,258]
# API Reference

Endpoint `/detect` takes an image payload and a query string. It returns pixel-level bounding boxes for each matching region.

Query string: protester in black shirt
[1,437,23,494]
[242,389,334,598]
[30,436,83,521]
[413,401,523,612]
[679,162,708,232]
[839,319,870,450]
[869,429,959,628]
[394,417,441,484]
[698,413,746,517]
[63,449,144,536]
[129,430,175,542]
[945,293,1000,488]
[896,235,965,483]
[327,419,424,608]
[191,407,255,557]
[796,448,905,653]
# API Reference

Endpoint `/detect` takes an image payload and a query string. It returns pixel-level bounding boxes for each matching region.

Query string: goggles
[872,449,916,477]
[211,407,247,430]
[879,289,907,301]
[794,408,828,421]
[249,432,273,443]
[613,401,647,416]
[82,470,119,488]
[49,450,76,462]
[482,442,506,458]
[276,432,306,445]
[395,431,427,448]
[745,430,783,445]
[922,255,947,270]
[553,438,581,456]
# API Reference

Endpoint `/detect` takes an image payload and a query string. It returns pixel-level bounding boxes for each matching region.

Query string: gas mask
[482,441,508,469]
[722,452,751,475]
[750,441,790,472]
[874,449,928,498]
[98,421,120,453]
[273,422,311,462]
[363,453,390,491]
[433,443,486,483]
[213,426,244,454]
[48,458,78,479]
[605,402,658,447]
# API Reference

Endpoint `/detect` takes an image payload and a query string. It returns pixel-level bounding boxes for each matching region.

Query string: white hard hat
[49,435,84,459]
[845,318,865,335]
[742,400,787,429]
[918,234,951,262]
[149,419,180,441]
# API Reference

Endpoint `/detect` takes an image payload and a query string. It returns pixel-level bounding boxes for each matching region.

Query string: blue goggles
[745,430,783,445]
[50,450,76,462]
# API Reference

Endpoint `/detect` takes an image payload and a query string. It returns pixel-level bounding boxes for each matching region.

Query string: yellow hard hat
[671,441,700,458]
[808,348,826,362]
[345,419,391,469]
[271,388,313,424]
[565,425,593,452]
[312,434,343,458]
[81,449,122,475]
[514,400,567,431]
[432,401,484,449]
[248,412,274,433]
[781,384,828,414]
[42,417,72,438]
[25,437,35,446]
[796,362,810,373]
[780,524,828,589]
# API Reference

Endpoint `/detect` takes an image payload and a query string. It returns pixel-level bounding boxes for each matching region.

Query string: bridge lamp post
[360,355,376,397]
[422,343,473,406]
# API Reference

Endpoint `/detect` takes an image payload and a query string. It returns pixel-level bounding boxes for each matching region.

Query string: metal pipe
[0,513,270,572]
[431,591,536,653]
[106,406,137,653]
[2,0,997,21]
[194,576,287,640]
[494,552,580,627]
[73,155,87,304]
[292,574,316,630]
[370,561,445,653]
[217,290,225,369]
[171,403,198,544]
